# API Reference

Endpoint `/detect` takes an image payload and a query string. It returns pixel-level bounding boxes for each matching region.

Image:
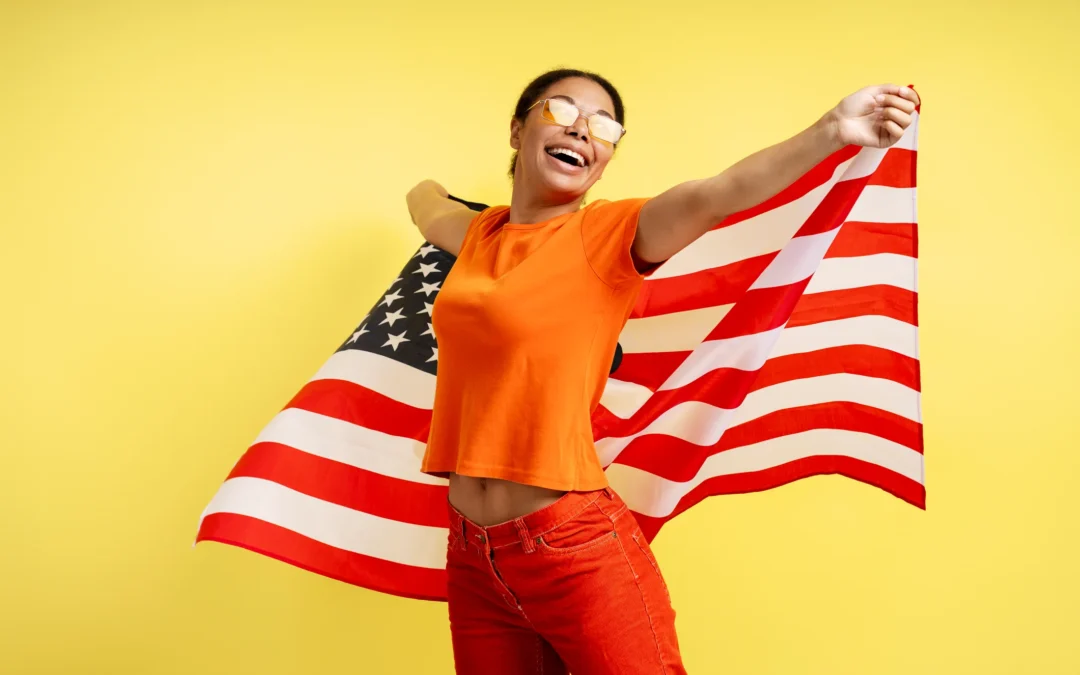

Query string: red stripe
[227,442,449,528]
[789,285,917,327]
[632,253,773,318]
[794,177,870,237]
[708,278,810,340]
[635,220,915,319]
[826,222,915,258]
[631,454,926,542]
[612,351,689,391]
[868,148,916,188]
[716,145,862,228]
[286,378,431,442]
[754,345,918,392]
[611,401,923,481]
[605,345,919,440]
[614,287,916,393]
[196,513,449,602]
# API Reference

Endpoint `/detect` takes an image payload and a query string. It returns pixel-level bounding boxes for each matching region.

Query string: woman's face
[510,77,618,201]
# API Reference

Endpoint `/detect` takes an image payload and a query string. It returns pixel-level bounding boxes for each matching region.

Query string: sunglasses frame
[526,98,626,146]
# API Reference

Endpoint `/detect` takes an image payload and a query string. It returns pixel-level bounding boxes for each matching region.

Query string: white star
[346,324,369,344]
[416,281,442,297]
[419,302,434,317]
[414,244,439,259]
[426,346,438,363]
[380,309,405,327]
[421,322,435,338]
[380,289,403,307]
[413,262,440,278]
[383,331,410,351]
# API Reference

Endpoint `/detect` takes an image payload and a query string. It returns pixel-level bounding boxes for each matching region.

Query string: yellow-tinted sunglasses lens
[541,99,624,145]
[542,98,579,125]
[588,116,624,145]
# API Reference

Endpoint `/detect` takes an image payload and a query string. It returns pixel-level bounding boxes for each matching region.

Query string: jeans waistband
[448,487,619,550]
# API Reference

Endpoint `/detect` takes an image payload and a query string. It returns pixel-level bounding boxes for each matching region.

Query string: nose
[566,114,590,141]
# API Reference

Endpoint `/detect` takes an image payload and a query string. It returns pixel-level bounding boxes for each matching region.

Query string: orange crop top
[420,198,650,492]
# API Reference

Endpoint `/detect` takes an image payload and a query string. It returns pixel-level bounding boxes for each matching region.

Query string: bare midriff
[448,473,566,526]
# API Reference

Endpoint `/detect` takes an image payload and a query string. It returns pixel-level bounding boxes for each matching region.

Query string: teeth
[548,147,586,167]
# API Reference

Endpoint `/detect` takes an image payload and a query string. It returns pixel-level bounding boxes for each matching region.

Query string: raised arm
[406,179,476,257]
[633,84,920,265]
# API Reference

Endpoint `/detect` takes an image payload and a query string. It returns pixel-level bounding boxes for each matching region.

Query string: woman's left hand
[828,84,921,149]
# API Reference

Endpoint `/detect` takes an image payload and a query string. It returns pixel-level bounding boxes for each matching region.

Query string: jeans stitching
[528,492,605,539]
[614,525,668,674]
[535,504,618,554]
[633,532,671,603]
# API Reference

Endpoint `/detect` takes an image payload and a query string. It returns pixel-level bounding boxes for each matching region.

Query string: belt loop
[514,518,536,554]
[603,487,614,499]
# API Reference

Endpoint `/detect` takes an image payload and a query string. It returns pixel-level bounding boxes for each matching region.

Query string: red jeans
[446,487,686,674]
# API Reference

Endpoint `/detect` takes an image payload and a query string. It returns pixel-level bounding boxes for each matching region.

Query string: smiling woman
[403,67,920,675]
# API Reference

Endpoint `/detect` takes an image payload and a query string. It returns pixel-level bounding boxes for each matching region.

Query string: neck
[508,181,583,225]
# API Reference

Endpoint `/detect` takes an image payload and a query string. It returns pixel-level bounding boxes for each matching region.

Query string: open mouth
[546,146,587,168]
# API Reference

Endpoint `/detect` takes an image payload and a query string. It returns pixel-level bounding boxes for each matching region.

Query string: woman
[407,68,919,674]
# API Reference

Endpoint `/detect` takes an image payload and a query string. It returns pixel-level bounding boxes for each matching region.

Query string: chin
[538,171,591,201]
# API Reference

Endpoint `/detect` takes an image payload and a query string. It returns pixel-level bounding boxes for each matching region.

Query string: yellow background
[2,1,1078,673]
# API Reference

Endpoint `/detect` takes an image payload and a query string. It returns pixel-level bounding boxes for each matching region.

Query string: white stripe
[646,157,854,281]
[256,407,446,486]
[660,325,784,391]
[622,255,915,357]
[657,315,916,395]
[618,304,733,354]
[806,253,916,294]
[606,429,924,518]
[645,176,914,285]
[201,477,448,568]
[596,373,919,463]
[846,186,917,224]
[310,349,435,409]
[599,378,655,420]
[773,315,918,359]
[841,146,888,181]
[749,229,841,290]
[645,141,914,284]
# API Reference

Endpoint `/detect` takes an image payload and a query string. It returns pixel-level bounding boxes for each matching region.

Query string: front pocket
[536,503,618,554]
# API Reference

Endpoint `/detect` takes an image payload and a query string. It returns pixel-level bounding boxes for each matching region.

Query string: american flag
[197,111,923,601]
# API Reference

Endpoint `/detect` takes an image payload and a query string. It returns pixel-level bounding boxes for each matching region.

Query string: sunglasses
[526,98,626,146]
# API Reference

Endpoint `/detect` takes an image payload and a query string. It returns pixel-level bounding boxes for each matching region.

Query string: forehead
[539,77,615,118]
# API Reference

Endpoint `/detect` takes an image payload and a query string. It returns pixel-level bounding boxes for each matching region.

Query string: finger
[902,85,921,107]
[882,119,905,142]
[876,93,917,114]
[874,83,920,107]
[881,106,912,128]
[874,83,902,97]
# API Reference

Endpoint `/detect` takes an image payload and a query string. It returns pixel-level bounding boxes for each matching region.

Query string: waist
[448,474,567,526]
[448,484,619,550]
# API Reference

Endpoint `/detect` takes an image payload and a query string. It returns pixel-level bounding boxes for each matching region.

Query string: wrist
[813,108,845,153]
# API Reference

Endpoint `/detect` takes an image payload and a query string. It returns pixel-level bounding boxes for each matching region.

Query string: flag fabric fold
[197,114,923,601]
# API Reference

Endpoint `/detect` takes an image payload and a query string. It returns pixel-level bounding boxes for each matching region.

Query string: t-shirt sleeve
[580,198,651,288]
[458,205,509,257]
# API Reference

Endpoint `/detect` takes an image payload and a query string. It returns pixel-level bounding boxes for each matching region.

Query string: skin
[407,77,921,526]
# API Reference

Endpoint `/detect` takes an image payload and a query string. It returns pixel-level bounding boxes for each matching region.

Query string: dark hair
[508,68,626,180]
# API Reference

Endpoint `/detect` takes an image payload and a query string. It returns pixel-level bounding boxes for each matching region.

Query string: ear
[509,118,522,151]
